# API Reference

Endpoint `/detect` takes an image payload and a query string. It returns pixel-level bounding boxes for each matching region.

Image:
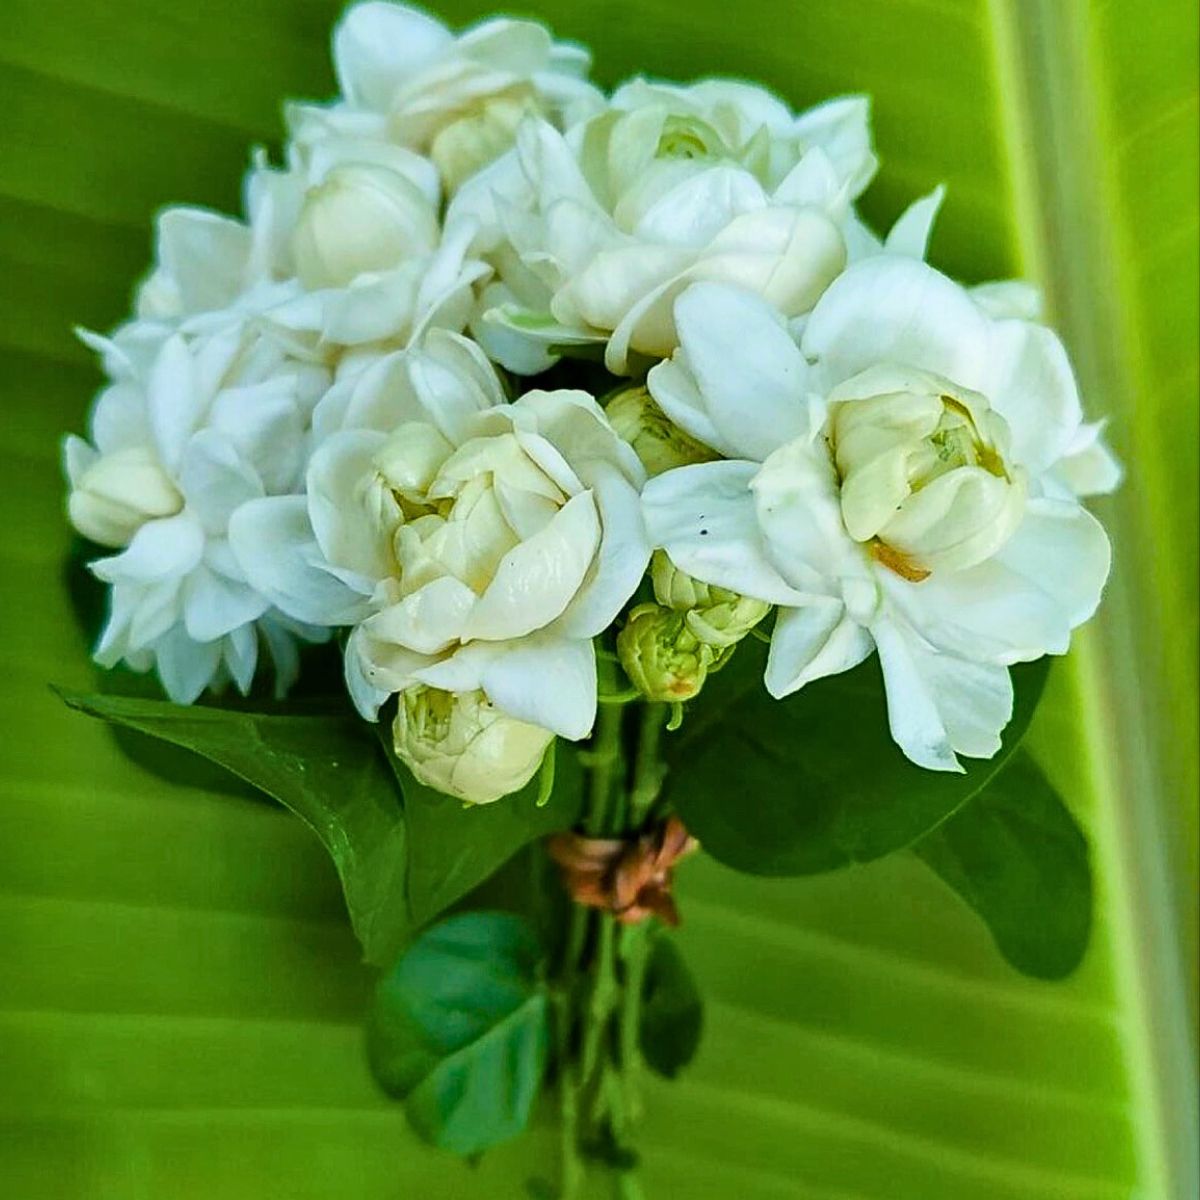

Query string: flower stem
[629,703,666,829]
[553,986,584,1200]
[556,666,669,1198]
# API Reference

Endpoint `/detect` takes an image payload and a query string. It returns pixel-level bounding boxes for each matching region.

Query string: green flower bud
[605,386,717,477]
[651,551,771,648]
[392,687,553,805]
[617,603,715,702]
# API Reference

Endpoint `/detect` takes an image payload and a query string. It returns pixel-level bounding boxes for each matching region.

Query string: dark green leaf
[379,730,584,930]
[367,911,550,1156]
[664,639,1049,875]
[639,934,703,1079]
[56,689,409,966]
[914,751,1092,980]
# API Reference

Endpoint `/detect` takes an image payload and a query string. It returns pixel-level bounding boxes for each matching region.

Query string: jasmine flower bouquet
[58,3,1119,1194]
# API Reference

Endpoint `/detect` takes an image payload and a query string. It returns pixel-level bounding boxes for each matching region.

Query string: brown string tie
[547,816,698,926]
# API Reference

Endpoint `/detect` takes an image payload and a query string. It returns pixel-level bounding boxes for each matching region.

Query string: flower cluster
[65,1,1118,799]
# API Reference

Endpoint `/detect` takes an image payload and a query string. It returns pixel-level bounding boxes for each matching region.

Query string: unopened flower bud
[617,603,715,702]
[430,96,532,194]
[291,164,439,290]
[67,446,183,548]
[651,551,770,648]
[392,686,553,805]
[605,386,716,477]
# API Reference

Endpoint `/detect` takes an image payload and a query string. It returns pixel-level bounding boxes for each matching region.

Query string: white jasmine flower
[642,261,1115,771]
[138,134,487,352]
[230,378,650,742]
[448,84,876,374]
[289,1,603,194]
[64,325,332,703]
[254,135,489,348]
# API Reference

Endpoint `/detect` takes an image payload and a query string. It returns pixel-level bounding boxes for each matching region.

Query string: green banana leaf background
[1,0,1196,1196]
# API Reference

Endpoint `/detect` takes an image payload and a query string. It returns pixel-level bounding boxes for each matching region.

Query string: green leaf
[367,911,550,1156]
[57,689,410,967]
[913,751,1092,980]
[639,934,703,1079]
[665,639,1049,876]
[378,729,584,931]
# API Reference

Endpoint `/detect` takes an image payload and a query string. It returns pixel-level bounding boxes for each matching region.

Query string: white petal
[153,624,223,705]
[306,430,393,581]
[262,615,302,699]
[228,496,370,626]
[478,635,597,740]
[992,497,1111,631]
[970,280,1043,321]
[412,639,501,692]
[642,460,808,605]
[792,94,877,199]
[765,599,873,698]
[883,185,944,260]
[871,618,961,773]
[206,380,306,495]
[178,430,263,534]
[334,1,450,111]
[223,623,259,695]
[881,559,1070,665]
[751,436,863,593]
[183,564,268,642]
[344,626,398,721]
[154,207,252,313]
[632,165,767,246]
[646,353,724,451]
[63,434,99,488]
[514,388,644,486]
[1054,421,1123,497]
[89,380,149,454]
[802,257,992,393]
[408,330,505,443]
[983,319,1083,473]
[462,490,601,640]
[363,576,477,655]
[147,336,204,472]
[127,579,185,649]
[876,613,1015,769]
[916,651,1014,761]
[91,512,204,584]
[694,206,846,319]
[672,282,812,460]
[556,463,651,639]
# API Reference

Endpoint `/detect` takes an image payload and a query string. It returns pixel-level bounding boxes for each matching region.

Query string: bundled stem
[554,685,668,1199]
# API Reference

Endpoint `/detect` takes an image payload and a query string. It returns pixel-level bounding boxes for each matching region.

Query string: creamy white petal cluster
[643,260,1117,771]
[230,346,649,743]
[138,133,486,350]
[290,0,603,193]
[65,324,331,702]
[62,0,1118,802]
[448,81,875,374]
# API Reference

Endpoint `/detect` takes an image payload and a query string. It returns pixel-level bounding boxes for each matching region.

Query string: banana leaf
[0,0,1195,1196]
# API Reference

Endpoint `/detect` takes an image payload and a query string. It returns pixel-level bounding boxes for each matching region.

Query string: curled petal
[229,496,370,626]
[765,599,873,698]
[642,460,808,605]
[462,489,601,640]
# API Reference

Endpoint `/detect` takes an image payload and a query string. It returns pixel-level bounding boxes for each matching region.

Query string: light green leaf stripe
[990,0,1199,1193]
[0,1,1193,1197]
